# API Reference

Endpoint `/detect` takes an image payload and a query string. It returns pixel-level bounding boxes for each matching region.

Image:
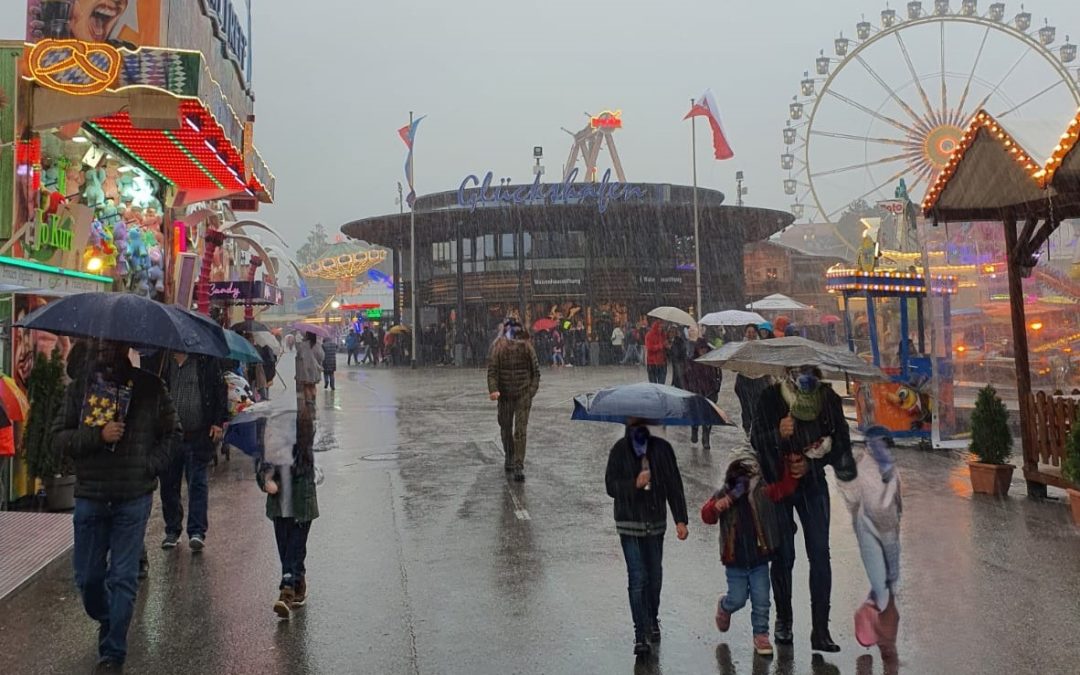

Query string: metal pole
[690,98,702,319]
[409,111,418,369]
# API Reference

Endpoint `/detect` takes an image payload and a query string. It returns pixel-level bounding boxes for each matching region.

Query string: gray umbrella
[696,336,886,381]
[572,382,732,426]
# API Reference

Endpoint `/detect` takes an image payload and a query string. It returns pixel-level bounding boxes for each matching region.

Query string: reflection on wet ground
[1,362,1078,674]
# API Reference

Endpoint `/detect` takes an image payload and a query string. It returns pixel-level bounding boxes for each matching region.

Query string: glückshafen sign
[457,168,648,213]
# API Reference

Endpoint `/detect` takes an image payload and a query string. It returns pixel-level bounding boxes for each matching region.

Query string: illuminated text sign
[457,168,648,213]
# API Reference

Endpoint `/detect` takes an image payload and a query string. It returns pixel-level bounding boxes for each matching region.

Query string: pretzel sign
[28,39,121,96]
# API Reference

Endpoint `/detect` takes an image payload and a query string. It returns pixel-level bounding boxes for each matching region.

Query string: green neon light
[162,130,225,190]
[0,255,113,284]
[84,124,173,187]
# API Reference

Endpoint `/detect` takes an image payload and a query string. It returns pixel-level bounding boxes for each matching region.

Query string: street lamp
[735,171,748,206]
[331,300,341,310]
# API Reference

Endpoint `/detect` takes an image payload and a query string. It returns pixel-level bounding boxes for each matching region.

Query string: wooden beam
[1022,219,1061,261]
[1003,217,1038,494]
[1015,217,1038,255]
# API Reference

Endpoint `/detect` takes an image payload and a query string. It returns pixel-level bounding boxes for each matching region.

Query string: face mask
[630,426,649,457]
[796,372,819,393]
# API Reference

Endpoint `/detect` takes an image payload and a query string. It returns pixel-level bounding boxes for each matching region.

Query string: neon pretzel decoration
[27,39,121,96]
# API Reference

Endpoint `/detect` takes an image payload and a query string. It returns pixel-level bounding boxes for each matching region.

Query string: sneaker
[274,587,295,619]
[189,535,205,552]
[715,597,731,632]
[753,634,774,656]
[292,578,307,607]
[93,660,124,673]
[161,534,179,549]
[633,641,651,657]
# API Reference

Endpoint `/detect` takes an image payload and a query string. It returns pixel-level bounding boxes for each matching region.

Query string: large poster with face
[25,0,164,47]
[12,295,72,392]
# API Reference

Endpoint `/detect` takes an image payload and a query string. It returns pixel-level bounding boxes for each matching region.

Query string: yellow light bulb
[86,257,104,272]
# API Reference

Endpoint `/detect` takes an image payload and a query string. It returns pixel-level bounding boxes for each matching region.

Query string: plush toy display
[113,219,129,276]
[82,166,106,208]
[103,163,120,202]
[42,159,60,192]
[147,247,165,297]
[142,206,164,245]
[99,199,121,228]
[117,173,136,203]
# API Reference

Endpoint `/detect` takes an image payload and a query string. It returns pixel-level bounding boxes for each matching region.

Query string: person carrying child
[701,452,806,656]
[838,426,901,670]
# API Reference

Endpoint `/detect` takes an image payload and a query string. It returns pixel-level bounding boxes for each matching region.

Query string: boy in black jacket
[605,420,689,657]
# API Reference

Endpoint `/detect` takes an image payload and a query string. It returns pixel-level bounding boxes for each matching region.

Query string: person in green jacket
[487,318,541,482]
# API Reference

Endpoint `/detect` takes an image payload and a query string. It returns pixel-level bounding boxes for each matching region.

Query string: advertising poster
[26,0,164,47]
[12,294,71,392]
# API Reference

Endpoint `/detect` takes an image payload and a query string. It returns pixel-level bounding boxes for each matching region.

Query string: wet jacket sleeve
[750,386,785,485]
[701,496,721,525]
[825,389,857,482]
[486,350,500,394]
[528,344,540,398]
[52,383,106,461]
[205,357,229,428]
[605,442,636,501]
[146,385,182,478]
[763,469,798,502]
[662,447,689,525]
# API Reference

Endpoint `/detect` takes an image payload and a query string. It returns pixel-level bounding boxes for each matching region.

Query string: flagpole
[409,110,418,370]
[690,98,702,322]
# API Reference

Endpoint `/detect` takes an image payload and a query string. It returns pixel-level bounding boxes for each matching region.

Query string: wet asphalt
[1,358,1079,675]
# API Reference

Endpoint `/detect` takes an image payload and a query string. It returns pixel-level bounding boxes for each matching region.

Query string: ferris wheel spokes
[997,78,1067,118]
[951,25,992,126]
[893,29,939,123]
[810,150,923,180]
[824,89,922,137]
[852,53,931,131]
[809,130,909,147]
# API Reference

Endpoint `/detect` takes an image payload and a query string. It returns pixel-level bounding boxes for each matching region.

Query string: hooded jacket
[605,429,688,537]
[644,322,668,366]
[53,364,182,502]
[487,335,541,400]
[684,340,722,397]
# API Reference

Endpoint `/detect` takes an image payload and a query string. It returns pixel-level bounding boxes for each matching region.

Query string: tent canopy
[746,293,810,312]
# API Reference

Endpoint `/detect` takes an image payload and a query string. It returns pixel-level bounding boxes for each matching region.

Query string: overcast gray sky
[4,1,1080,249]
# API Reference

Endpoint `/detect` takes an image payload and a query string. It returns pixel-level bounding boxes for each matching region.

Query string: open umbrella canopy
[231,319,271,333]
[290,322,334,339]
[700,310,766,327]
[17,293,230,358]
[251,331,279,351]
[532,318,558,332]
[647,306,696,327]
[820,314,842,325]
[226,331,263,363]
[572,382,732,427]
[746,294,811,312]
[389,325,410,335]
[697,336,885,381]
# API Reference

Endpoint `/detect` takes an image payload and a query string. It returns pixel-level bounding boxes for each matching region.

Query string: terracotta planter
[968,462,1014,496]
[1068,489,1080,526]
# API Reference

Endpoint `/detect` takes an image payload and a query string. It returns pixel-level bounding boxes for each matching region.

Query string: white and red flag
[684,89,734,160]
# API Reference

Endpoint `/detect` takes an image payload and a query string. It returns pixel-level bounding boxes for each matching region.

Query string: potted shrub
[1062,417,1080,525]
[968,384,1014,496]
[22,347,72,511]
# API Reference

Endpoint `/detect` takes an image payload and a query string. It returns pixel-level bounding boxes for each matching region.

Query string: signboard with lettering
[458,168,649,214]
[590,110,622,130]
[0,255,111,296]
[532,270,585,297]
[208,280,282,305]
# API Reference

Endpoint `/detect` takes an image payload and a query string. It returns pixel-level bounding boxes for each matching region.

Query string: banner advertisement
[26,0,164,47]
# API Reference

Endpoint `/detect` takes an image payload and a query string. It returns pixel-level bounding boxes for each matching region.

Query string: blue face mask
[630,426,650,457]
[796,372,819,393]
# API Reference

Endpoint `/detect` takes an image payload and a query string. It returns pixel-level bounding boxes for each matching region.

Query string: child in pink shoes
[702,453,803,656]
[839,427,902,668]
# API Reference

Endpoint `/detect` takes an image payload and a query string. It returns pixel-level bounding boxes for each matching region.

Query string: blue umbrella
[572,382,733,427]
[225,330,263,363]
[17,293,229,358]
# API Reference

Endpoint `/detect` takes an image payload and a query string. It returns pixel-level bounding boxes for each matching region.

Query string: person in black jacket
[145,351,228,552]
[750,365,856,653]
[53,340,182,672]
[605,421,689,657]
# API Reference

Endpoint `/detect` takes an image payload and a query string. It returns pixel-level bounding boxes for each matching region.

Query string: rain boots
[811,603,840,652]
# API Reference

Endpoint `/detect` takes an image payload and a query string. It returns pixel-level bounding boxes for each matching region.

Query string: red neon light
[590,110,622,129]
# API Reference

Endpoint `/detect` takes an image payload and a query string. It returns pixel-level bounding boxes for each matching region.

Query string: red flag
[684,89,734,160]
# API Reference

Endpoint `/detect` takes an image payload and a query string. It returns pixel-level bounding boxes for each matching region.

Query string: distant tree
[296,224,330,267]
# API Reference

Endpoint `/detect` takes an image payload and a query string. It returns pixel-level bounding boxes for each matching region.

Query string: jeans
[273,517,312,589]
[323,370,336,390]
[161,439,210,539]
[497,396,532,470]
[619,533,664,642]
[722,563,772,635]
[73,493,153,664]
[647,365,667,384]
[692,393,718,447]
[621,345,640,365]
[771,491,833,629]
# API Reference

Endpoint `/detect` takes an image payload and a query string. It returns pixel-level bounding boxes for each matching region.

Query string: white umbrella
[696,336,885,381]
[746,293,810,311]
[251,331,279,351]
[647,306,696,326]
[700,309,766,327]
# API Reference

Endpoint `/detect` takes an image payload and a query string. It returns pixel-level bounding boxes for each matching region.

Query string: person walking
[295,332,323,419]
[701,452,804,657]
[684,337,722,450]
[321,337,338,390]
[644,321,668,384]
[345,331,359,366]
[605,420,689,657]
[487,318,540,481]
[621,325,641,365]
[361,326,376,365]
[149,351,227,552]
[611,325,625,364]
[53,340,181,673]
[750,365,857,653]
[734,324,771,437]
[669,326,689,390]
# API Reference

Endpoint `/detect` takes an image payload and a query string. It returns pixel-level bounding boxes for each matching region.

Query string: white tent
[700,310,766,327]
[746,293,810,312]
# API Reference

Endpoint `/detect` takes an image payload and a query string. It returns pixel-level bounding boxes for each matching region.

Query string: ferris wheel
[782,1,1080,252]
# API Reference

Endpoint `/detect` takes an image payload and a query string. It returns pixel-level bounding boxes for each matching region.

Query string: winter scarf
[780,379,824,421]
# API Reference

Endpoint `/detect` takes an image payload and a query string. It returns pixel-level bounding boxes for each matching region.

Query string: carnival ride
[300,239,389,316]
[781,2,1080,254]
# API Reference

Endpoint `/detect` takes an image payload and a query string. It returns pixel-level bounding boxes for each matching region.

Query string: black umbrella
[231,319,271,333]
[17,293,230,358]
[572,382,732,427]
